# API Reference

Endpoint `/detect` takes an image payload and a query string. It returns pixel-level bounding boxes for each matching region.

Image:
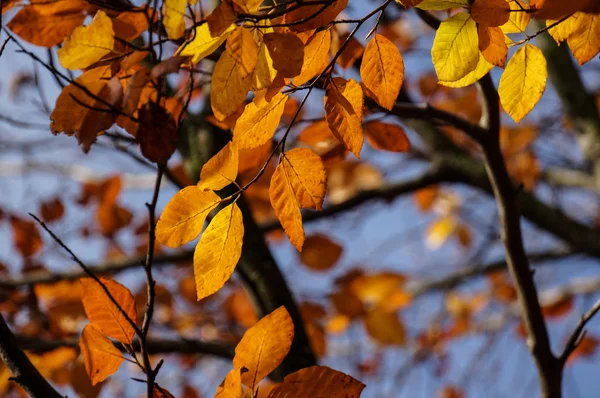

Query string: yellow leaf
[57,10,114,70]
[567,13,600,65]
[396,0,424,8]
[252,21,278,90]
[547,14,580,43]
[325,314,351,335]
[416,0,468,10]
[363,121,410,152]
[263,32,305,78]
[226,27,258,78]
[233,90,287,149]
[431,12,479,82]
[198,142,239,191]
[300,234,343,271]
[364,308,406,346]
[177,23,235,64]
[79,324,124,386]
[215,368,244,398]
[438,52,493,88]
[155,187,221,247]
[478,26,508,67]
[80,277,137,344]
[162,0,186,39]
[207,1,237,37]
[324,77,364,158]
[232,306,294,391]
[360,34,404,111]
[470,0,510,27]
[194,202,244,300]
[233,0,262,13]
[267,366,365,398]
[270,148,327,251]
[212,49,253,121]
[426,215,457,249]
[498,44,547,123]
[500,1,530,34]
[294,29,331,86]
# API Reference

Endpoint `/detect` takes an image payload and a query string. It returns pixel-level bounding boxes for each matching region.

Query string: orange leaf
[470,0,510,27]
[10,215,43,258]
[478,26,508,67]
[567,12,600,65]
[227,27,259,78]
[79,323,124,385]
[542,295,574,319]
[299,234,343,271]
[80,277,137,344]
[212,50,253,121]
[198,141,239,191]
[360,34,404,110]
[364,308,406,346]
[363,121,410,152]
[413,186,439,212]
[269,148,327,250]
[267,366,365,398]
[155,187,221,247]
[335,33,364,69]
[207,1,237,36]
[294,29,331,86]
[284,0,348,32]
[324,77,364,158]
[215,368,244,398]
[233,90,288,149]
[263,32,304,78]
[233,306,294,391]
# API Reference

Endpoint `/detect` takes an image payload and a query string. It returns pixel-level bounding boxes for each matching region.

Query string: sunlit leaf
[212,50,253,121]
[177,23,235,64]
[162,0,186,39]
[299,234,343,271]
[198,141,239,191]
[233,90,288,149]
[263,32,305,78]
[227,27,259,78]
[79,323,123,385]
[324,77,364,158]
[294,29,331,86]
[267,366,365,398]
[363,121,410,152]
[470,0,510,27]
[478,26,508,67]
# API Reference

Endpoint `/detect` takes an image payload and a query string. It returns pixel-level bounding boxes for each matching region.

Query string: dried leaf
[363,121,410,152]
[267,366,365,398]
[79,323,123,385]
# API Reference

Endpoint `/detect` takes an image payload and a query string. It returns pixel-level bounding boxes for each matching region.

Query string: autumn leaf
[363,121,410,152]
[227,27,259,78]
[438,53,493,88]
[79,323,124,385]
[364,308,406,346]
[207,0,237,36]
[324,77,364,158]
[40,198,65,223]
[198,141,239,191]
[478,26,508,68]
[416,0,468,10]
[360,34,404,111]
[162,0,186,39]
[80,277,137,344]
[215,368,244,398]
[270,148,327,250]
[177,23,235,64]
[470,0,510,27]
[263,32,305,78]
[431,13,479,82]
[137,101,178,165]
[233,306,294,391]
[212,49,254,121]
[426,216,457,249]
[294,29,331,86]
[284,0,348,32]
[58,10,114,70]
[193,202,244,300]
[233,90,288,149]
[498,44,547,123]
[567,13,600,65]
[300,234,343,271]
[10,215,43,258]
[267,366,365,398]
[155,187,221,247]
[500,1,530,34]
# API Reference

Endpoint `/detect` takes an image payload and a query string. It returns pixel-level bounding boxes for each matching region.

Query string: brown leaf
[263,32,304,78]
[40,198,65,223]
[136,101,178,165]
[363,121,410,152]
[299,234,343,271]
[10,215,43,258]
[267,366,365,398]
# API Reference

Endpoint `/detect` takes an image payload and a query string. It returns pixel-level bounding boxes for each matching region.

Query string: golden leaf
[233,90,288,149]
[360,34,404,110]
[324,77,364,158]
[162,0,186,39]
[500,1,530,34]
[431,12,479,82]
[269,148,327,250]
[58,10,114,70]
[567,12,600,65]
[498,44,547,123]
[478,26,508,67]
[294,29,331,86]
[300,234,343,271]
[364,308,406,346]
[193,202,244,300]
[263,32,305,78]
[198,141,239,191]
[79,323,124,385]
[215,368,244,398]
[438,52,493,88]
[226,27,259,78]
[80,277,137,344]
[416,0,468,9]
[155,187,221,247]
[212,50,253,121]
[177,23,235,64]
[232,306,294,391]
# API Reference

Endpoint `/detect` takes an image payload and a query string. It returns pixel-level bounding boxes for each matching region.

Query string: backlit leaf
[567,13,600,65]
[233,306,294,391]
[80,277,137,344]
[360,34,404,111]
[79,324,123,385]
[58,10,114,70]
[215,368,244,398]
[233,90,288,149]
[198,141,239,191]
[270,148,327,250]
[162,0,186,39]
[416,0,468,10]
[500,1,530,34]
[426,216,457,249]
[300,234,343,271]
[478,26,508,67]
[212,50,253,120]
[233,0,263,13]
[263,32,305,78]
[324,77,364,158]
[267,366,365,398]
[284,0,348,32]
[498,44,547,123]
[364,308,406,346]
[363,121,410,152]
[194,202,244,300]
[155,187,221,247]
[207,0,237,36]
[227,27,259,78]
[177,23,235,64]
[294,29,331,86]
[431,13,479,82]
[438,52,493,88]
